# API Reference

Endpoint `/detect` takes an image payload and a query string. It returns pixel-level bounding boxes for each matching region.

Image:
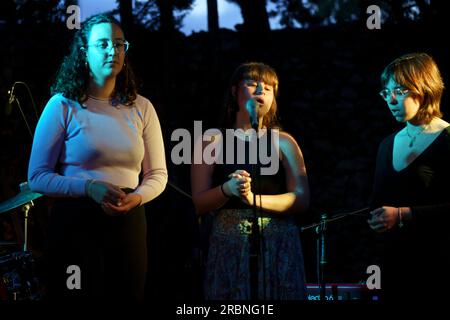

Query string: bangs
[233,62,279,95]
[381,53,427,88]
[243,68,278,87]
[381,61,411,88]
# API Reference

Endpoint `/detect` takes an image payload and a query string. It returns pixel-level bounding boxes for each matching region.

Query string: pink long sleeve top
[28,94,168,204]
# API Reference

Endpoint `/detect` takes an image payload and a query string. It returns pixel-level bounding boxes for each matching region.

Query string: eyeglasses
[379,87,410,101]
[87,40,130,53]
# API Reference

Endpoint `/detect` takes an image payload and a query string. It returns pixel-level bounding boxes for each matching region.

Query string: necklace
[405,124,428,148]
[88,95,109,101]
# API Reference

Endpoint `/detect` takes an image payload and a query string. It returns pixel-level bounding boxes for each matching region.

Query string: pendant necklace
[406,124,427,148]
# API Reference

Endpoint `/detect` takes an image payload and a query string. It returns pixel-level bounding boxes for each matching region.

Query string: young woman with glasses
[368,53,450,301]
[28,14,167,301]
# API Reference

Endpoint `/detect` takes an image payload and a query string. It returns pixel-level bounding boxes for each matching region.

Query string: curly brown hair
[51,14,137,106]
[224,62,281,129]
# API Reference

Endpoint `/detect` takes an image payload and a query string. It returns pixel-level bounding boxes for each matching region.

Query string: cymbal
[0,183,42,214]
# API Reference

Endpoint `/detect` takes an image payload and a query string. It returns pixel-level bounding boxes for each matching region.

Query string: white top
[28,94,168,204]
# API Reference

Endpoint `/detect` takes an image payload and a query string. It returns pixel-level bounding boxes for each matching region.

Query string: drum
[0,251,42,301]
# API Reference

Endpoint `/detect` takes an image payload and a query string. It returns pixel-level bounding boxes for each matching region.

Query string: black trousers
[47,196,147,302]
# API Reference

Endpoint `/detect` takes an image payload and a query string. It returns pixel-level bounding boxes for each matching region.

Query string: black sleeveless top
[212,129,286,209]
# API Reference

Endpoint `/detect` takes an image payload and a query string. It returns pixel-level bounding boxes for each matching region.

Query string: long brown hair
[51,14,137,106]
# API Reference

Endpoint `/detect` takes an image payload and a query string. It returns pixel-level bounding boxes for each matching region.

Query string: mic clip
[8,89,16,104]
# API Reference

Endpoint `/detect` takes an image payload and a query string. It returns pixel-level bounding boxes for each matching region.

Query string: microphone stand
[249,122,263,300]
[301,207,370,301]
[18,182,35,253]
[7,81,39,138]
[21,201,33,253]
[317,214,327,301]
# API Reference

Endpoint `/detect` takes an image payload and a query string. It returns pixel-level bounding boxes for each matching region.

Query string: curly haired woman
[28,14,167,301]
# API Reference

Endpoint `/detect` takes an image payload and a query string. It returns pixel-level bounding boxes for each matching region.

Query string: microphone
[5,89,16,116]
[246,99,259,130]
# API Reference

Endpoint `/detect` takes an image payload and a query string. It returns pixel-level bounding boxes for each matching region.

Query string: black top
[370,126,450,299]
[212,130,286,210]
[371,126,450,225]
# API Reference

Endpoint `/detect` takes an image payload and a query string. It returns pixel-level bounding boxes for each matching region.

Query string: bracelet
[85,179,95,197]
[397,207,404,228]
[221,183,231,198]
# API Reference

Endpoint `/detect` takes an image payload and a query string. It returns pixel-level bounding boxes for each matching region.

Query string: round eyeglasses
[88,40,130,53]
[379,88,410,101]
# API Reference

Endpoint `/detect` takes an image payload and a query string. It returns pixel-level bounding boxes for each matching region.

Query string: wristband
[85,179,95,197]
[397,207,404,228]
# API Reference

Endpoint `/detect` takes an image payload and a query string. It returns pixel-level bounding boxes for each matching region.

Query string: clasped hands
[87,180,142,216]
[223,170,253,205]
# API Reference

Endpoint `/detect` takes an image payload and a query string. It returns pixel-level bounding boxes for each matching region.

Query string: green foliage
[268,0,437,28]
[10,0,71,25]
[133,0,194,31]
[268,0,321,28]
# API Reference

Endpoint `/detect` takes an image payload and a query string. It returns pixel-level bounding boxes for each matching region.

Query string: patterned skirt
[204,208,307,300]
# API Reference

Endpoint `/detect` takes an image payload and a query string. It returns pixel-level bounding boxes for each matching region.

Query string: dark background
[1,0,449,301]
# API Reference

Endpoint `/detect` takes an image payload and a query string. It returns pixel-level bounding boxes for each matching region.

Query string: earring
[85,61,88,69]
